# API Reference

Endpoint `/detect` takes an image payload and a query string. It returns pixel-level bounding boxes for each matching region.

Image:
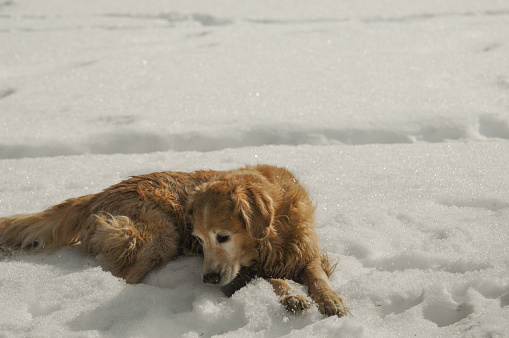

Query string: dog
[0,164,347,317]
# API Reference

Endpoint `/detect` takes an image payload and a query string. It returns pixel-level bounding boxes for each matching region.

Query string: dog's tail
[0,195,93,254]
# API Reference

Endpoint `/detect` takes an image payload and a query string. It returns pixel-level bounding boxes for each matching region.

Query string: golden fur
[0,165,347,316]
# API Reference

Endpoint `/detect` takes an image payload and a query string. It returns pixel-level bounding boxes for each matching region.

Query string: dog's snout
[203,272,221,284]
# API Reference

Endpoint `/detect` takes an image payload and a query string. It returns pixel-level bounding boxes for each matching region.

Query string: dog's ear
[185,183,207,222]
[232,184,274,239]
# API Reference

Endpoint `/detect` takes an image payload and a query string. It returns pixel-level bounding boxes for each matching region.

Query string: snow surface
[1,0,509,337]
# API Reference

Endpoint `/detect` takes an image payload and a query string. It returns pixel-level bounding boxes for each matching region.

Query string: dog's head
[186,172,275,286]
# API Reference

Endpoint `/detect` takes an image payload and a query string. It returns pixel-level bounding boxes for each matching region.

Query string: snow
[1,0,509,337]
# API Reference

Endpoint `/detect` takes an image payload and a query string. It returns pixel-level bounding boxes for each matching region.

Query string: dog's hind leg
[81,212,180,284]
[122,231,179,284]
[267,278,310,314]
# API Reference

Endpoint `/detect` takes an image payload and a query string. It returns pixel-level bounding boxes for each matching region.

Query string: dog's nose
[203,272,221,284]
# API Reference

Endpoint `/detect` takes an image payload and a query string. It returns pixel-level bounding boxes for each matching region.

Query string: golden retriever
[0,164,347,317]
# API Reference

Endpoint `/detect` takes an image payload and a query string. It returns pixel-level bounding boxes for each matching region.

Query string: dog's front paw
[315,292,348,317]
[280,294,310,314]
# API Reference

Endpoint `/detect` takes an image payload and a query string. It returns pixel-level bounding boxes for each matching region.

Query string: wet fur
[0,165,347,316]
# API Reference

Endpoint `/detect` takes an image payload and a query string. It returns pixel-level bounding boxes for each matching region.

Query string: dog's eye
[216,235,230,244]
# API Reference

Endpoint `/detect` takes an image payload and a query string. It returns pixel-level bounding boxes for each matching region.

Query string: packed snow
[1,0,509,337]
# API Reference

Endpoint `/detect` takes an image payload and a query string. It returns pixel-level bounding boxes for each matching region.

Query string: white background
[1,0,509,337]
